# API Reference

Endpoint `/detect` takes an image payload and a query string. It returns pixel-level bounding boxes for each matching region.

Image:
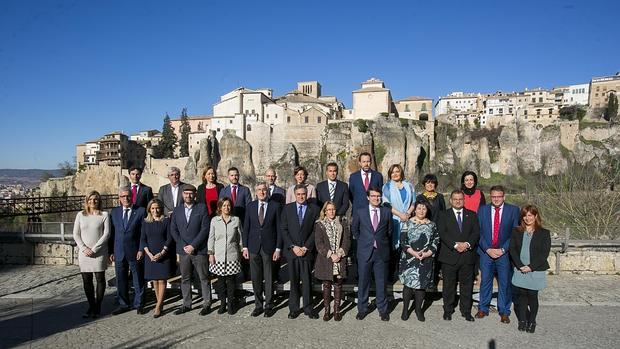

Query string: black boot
[322,282,332,321]
[414,289,426,322]
[526,322,536,333]
[518,321,527,331]
[401,286,412,321]
[333,281,343,321]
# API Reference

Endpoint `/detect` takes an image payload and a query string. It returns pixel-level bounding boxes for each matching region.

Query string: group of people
[72,153,551,333]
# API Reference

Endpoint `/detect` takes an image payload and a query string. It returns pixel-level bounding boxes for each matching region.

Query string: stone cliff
[41,118,619,196]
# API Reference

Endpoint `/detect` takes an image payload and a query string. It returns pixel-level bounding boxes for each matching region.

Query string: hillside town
[75,73,619,171]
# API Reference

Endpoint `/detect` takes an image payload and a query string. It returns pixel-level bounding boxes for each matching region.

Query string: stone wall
[1,240,618,275]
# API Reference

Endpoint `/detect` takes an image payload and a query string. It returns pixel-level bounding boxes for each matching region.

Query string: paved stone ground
[1,265,619,348]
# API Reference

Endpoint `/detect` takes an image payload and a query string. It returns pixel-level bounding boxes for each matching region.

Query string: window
[499,108,503,114]
[266,114,269,119]
[548,108,553,115]
[287,116,291,123]
[251,109,255,114]
[304,116,309,123]
[245,109,249,114]
[421,103,427,111]
[536,109,541,115]
[539,97,543,103]
[317,116,321,123]
[509,107,513,114]
[217,128,221,132]
[489,109,493,115]
[246,124,252,131]
[531,98,536,103]
[275,114,278,118]
[229,120,233,124]
[404,104,410,112]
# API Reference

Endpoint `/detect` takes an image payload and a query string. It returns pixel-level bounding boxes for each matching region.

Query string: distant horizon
[2,0,618,169]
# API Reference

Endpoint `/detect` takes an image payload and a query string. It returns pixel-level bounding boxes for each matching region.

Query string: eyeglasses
[119,195,131,198]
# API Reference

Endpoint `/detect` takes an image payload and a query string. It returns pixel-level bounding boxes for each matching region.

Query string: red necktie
[131,185,138,204]
[363,172,370,191]
[232,185,237,205]
[492,206,500,248]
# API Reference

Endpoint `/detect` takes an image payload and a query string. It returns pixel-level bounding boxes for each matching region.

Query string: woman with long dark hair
[510,205,551,333]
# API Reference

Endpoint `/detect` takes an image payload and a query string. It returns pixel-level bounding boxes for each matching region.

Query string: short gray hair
[119,186,132,195]
[255,181,268,189]
[168,167,181,176]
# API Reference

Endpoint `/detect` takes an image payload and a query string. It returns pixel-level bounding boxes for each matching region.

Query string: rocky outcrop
[217,130,256,186]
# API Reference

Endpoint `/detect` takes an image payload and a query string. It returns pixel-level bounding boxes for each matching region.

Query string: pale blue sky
[1,0,618,169]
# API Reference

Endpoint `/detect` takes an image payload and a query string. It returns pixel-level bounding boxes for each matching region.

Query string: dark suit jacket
[268,185,286,205]
[108,205,146,262]
[351,206,392,263]
[437,208,480,265]
[281,202,320,261]
[219,184,252,221]
[243,200,282,255]
[477,203,520,256]
[316,180,350,216]
[157,182,185,216]
[509,227,551,271]
[132,183,153,209]
[197,182,225,216]
[169,202,211,255]
[348,170,384,211]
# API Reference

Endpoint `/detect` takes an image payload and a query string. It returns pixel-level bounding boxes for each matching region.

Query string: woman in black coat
[509,204,551,333]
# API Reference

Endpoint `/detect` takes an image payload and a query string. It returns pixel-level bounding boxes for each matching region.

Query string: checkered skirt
[209,260,241,276]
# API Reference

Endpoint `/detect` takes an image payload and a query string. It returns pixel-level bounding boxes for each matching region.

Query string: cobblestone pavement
[1,265,619,348]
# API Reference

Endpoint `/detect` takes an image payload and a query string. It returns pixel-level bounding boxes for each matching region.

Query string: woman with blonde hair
[140,198,175,317]
[73,190,110,318]
[314,201,350,321]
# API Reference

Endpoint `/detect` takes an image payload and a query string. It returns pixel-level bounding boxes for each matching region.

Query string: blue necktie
[123,208,129,228]
[456,211,463,233]
[298,205,304,226]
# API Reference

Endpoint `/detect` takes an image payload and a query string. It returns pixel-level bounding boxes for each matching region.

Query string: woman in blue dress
[510,205,551,333]
[382,164,415,281]
[398,199,439,321]
[140,199,175,318]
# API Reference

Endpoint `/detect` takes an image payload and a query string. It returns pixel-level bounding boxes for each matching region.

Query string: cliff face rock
[50,120,619,198]
[216,130,256,186]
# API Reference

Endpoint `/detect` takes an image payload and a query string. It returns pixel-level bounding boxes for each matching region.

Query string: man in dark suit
[316,162,349,215]
[242,182,282,318]
[219,167,252,223]
[348,152,384,213]
[437,189,480,322]
[281,184,320,319]
[157,166,185,217]
[108,186,147,315]
[476,185,520,323]
[128,166,153,209]
[169,184,212,316]
[265,168,285,205]
[352,186,393,321]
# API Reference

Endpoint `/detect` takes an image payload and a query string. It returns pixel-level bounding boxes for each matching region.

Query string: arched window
[246,124,252,132]
[419,113,429,121]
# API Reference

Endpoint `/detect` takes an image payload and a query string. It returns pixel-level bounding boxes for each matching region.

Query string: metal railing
[0,195,117,218]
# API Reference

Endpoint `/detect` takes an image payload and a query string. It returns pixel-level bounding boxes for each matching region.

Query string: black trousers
[215,274,237,304]
[441,262,474,315]
[81,272,105,314]
[513,285,539,323]
[288,256,313,313]
[249,249,275,310]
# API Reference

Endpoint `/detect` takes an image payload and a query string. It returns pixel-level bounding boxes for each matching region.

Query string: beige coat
[207,215,243,263]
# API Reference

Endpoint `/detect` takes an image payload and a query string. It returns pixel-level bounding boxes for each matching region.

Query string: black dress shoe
[356,311,367,320]
[526,322,536,333]
[462,313,475,322]
[443,312,452,321]
[518,321,527,331]
[401,310,409,321]
[111,307,130,315]
[305,311,319,319]
[136,307,146,315]
[288,310,301,319]
[200,306,213,316]
[82,308,93,319]
[251,308,263,317]
[264,308,275,318]
[380,313,390,321]
[415,310,425,322]
[174,306,191,315]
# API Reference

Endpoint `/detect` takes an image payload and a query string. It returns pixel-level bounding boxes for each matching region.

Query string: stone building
[589,73,620,110]
[344,78,394,120]
[394,96,433,120]
[76,132,146,170]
